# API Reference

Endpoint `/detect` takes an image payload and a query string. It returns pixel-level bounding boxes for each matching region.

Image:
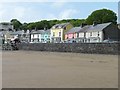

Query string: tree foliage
[85,9,117,25]
[15,19,85,31]
[10,8,117,31]
[10,19,22,31]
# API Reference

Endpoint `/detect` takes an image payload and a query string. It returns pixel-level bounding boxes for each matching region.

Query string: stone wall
[18,43,120,55]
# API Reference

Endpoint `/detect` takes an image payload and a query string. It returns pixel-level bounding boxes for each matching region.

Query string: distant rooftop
[66,22,112,34]
[52,23,70,29]
[86,22,112,32]
[30,29,50,34]
[66,27,81,34]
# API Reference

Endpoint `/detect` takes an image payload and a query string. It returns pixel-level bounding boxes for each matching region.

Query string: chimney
[93,21,97,26]
[44,27,46,30]
[81,23,87,28]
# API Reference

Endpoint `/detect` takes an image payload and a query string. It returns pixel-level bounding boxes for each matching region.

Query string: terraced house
[30,29,50,43]
[30,30,44,43]
[41,29,50,43]
[65,27,81,43]
[0,22,14,44]
[84,22,119,42]
[65,22,120,43]
[50,23,73,43]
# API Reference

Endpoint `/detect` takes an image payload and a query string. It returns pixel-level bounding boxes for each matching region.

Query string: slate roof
[86,22,112,32]
[78,25,90,33]
[30,30,44,34]
[42,29,50,34]
[10,31,24,35]
[52,23,70,29]
[30,29,50,34]
[65,22,112,34]
[65,27,81,34]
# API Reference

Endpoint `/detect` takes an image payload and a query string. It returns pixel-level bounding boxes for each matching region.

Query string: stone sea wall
[18,43,120,55]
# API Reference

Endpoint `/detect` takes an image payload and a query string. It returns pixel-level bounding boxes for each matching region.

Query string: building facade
[30,30,50,43]
[50,23,73,43]
[77,22,120,43]
[41,29,50,43]
[0,22,14,31]
[65,27,81,43]
[30,30,43,43]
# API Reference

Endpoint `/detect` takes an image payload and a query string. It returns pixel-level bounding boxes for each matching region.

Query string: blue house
[41,29,50,43]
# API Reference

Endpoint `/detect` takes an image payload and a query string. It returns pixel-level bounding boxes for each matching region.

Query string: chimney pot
[93,21,97,26]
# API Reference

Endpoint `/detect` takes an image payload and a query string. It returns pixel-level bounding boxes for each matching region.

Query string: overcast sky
[0,1,119,23]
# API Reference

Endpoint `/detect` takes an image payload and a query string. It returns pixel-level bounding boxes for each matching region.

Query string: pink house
[65,27,81,40]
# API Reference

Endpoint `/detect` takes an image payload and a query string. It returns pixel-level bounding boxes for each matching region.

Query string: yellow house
[50,23,73,43]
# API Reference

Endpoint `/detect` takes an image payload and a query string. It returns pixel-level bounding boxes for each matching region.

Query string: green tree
[27,22,36,30]
[20,22,28,31]
[10,19,22,31]
[85,9,117,25]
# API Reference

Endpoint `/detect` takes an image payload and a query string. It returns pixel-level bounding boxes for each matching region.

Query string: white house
[77,22,119,43]
[0,22,14,31]
[77,25,90,43]
[30,30,44,43]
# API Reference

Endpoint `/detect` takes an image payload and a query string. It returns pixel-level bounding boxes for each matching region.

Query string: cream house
[50,23,73,43]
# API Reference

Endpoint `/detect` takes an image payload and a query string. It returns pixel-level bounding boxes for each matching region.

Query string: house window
[77,33,79,37]
[84,32,86,37]
[47,38,50,40]
[59,32,61,36]
[90,32,92,36]
[41,39,44,41]
[98,32,99,36]
[53,32,55,36]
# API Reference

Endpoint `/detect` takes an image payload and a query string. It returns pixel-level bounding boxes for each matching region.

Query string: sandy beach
[2,51,118,88]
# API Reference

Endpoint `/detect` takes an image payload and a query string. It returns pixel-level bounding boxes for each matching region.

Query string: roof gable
[52,23,70,29]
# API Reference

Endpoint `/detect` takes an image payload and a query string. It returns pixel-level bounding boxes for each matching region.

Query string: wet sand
[2,51,118,88]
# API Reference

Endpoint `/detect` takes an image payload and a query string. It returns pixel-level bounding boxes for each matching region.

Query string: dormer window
[55,26,58,28]
[58,26,61,28]
[64,27,66,30]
